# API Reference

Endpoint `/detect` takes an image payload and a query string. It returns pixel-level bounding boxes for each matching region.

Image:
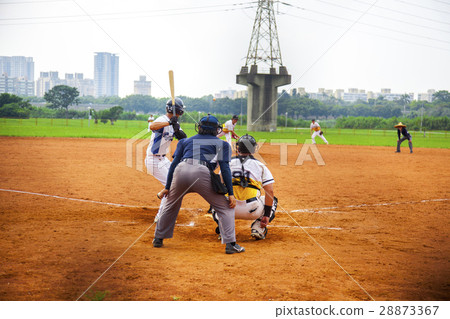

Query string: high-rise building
[94,52,119,97]
[417,89,435,103]
[0,56,35,96]
[0,74,34,96]
[64,73,94,97]
[36,71,94,97]
[134,75,151,95]
[36,71,61,97]
[0,56,34,80]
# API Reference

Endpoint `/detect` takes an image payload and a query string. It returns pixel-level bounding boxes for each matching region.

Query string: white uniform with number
[145,115,174,185]
[217,119,236,145]
[229,156,275,220]
[310,121,328,144]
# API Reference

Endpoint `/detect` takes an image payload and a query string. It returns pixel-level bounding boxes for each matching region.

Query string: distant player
[147,114,154,132]
[211,134,278,240]
[310,119,328,145]
[217,114,240,145]
[394,122,413,153]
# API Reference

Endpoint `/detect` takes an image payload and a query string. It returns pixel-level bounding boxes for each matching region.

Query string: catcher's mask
[195,114,222,136]
[166,97,185,115]
[237,134,257,154]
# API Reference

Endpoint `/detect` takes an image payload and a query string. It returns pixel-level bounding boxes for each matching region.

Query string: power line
[0,0,69,4]
[282,11,450,53]
[0,4,258,26]
[430,0,450,6]
[0,1,258,21]
[350,0,450,26]
[392,0,450,15]
[308,0,450,35]
[280,2,450,46]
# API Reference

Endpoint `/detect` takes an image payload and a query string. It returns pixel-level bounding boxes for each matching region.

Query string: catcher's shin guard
[251,219,267,240]
[250,197,278,240]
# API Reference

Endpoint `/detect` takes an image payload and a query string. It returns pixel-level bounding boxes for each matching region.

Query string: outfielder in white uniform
[147,114,154,132]
[211,134,277,240]
[217,114,240,146]
[310,119,328,144]
[145,98,187,221]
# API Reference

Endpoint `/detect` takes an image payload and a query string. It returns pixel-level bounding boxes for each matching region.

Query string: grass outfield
[0,118,448,148]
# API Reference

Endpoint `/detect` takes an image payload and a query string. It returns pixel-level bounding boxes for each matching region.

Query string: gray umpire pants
[154,161,236,244]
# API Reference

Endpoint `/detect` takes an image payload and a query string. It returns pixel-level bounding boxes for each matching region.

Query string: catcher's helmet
[237,134,257,154]
[196,114,222,136]
[166,97,185,115]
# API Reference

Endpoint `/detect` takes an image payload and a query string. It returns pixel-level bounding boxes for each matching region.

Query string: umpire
[394,122,413,153]
[153,115,245,254]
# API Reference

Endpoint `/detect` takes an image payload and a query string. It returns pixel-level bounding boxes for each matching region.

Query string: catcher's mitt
[319,131,323,135]
[174,130,187,140]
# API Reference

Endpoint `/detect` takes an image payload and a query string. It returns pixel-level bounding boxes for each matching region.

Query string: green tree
[44,85,80,117]
[0,93,32,118]
[100,109,110,124]
[0,93,23,108]
[432,90,450,103]
[108,106,123,125]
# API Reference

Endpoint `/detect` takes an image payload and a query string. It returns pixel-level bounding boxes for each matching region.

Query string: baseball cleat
[152,238,163,248]
[225,243,245,254]
[251,219,268,240]
[251,228,267,240]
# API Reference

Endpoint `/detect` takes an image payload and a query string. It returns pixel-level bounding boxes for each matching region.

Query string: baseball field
[0,124,449,301]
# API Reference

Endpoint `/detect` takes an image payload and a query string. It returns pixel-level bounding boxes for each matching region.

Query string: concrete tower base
[236,65,291,132]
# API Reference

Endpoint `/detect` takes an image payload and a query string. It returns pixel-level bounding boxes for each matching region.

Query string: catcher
[211,134,277,240]
[310,119,329,145]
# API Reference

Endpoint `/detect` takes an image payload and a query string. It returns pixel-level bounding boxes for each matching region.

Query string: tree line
[2,85,449,130]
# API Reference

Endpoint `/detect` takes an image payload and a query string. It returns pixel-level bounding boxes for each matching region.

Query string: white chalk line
[3,188,447,233]
[0,188,202,212]
[290,198,449,214]
[174,222,342,231]
[270,225,343,230]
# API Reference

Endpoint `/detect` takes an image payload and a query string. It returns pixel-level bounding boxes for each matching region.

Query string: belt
[246,197,258,203]
[182,158,209,167]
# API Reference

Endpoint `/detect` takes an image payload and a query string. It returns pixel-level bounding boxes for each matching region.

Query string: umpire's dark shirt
[397,127,411,139]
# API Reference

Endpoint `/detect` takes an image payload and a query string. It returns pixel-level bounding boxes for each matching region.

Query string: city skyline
[0,54,443,102]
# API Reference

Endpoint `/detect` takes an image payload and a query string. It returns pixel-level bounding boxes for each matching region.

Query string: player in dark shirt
[394,122,413,154]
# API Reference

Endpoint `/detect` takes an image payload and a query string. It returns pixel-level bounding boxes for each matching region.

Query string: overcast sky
[1,0,449,98]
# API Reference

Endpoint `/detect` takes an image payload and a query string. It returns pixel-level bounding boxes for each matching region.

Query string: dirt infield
[0,136,449,301]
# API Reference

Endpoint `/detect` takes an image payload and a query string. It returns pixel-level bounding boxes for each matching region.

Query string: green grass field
[0,118,448,148]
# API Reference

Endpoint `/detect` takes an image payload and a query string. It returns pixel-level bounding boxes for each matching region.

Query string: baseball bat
[169,70,175,116]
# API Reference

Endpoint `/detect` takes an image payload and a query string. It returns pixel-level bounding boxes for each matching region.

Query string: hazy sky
[1,0,449,98]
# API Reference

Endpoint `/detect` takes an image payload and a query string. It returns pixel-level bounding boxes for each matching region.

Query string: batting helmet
[237,134,257,154]
[166,97,185,115]
[196,114,222,136]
